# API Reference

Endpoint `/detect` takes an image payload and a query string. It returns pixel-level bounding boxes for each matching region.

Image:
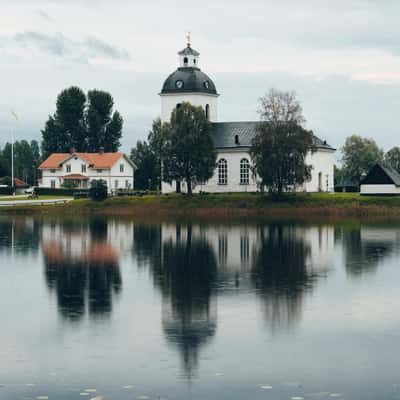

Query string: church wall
[304,149,335,192]
[161,147,335,194]
[160,93,218,122]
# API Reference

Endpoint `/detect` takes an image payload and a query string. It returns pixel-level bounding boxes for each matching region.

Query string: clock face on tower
[175,80,184,89]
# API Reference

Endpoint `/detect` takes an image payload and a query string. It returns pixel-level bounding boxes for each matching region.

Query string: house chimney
[99,147,105,154]
[69,147,76,154]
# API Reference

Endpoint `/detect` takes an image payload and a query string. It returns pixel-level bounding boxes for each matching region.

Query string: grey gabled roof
[178,45,200,56]
[211,121,335,151]
[363,163,400,186]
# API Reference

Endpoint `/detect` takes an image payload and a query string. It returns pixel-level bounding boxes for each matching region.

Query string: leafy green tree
[86,90,123,152]
[341,135,383,184]
[89,179,108,201]
[251,89,313,195]
[130,140,158,190]
[41,86,123,155]
[163,103,216,195]
[384,146,400,173]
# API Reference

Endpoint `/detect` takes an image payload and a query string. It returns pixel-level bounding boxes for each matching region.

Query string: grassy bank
[4,192,400,219]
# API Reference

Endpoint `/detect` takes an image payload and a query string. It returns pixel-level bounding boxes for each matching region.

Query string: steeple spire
[186,32,191,47]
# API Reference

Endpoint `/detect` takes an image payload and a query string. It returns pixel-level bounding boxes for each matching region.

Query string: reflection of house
[38,149,135,192]
[41,219,132,321]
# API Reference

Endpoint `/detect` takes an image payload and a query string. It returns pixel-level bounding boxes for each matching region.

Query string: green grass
[4,192,400,218]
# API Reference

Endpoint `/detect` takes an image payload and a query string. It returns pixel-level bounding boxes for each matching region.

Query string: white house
[38,149,135,192]
[160,39,335,194]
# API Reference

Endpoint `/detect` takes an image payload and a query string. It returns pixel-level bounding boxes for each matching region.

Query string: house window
[218,159,227,185]
[97,169,103,173]
[51,180,56,189]
[115,180,119,189]
[125,180,130,189]
[66,164,71,173]
[50,169,56,173]
[81,164,87,173]
[120,164,124,173]
[240,158,250,185]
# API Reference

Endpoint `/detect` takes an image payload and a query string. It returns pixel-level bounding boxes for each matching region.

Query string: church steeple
[178,33,200,68]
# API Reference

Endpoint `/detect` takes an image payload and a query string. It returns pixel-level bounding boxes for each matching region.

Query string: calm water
[1,216,400,400]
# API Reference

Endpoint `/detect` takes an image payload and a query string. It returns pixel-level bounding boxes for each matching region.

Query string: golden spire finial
[186,32,191,47]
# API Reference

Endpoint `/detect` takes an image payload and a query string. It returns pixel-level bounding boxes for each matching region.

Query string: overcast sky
[1,0,400,155]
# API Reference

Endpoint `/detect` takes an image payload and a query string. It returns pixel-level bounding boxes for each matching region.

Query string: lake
[1,216,400,400]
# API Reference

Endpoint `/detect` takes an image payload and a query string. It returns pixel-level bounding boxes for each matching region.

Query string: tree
[86,90,123,152]
[251,89,313,195]
[41,86,123,156]
[163,103,216,195]
[130,140,158,190]
[89,179,108,201]
[341,135,383,184]
[385,146,400,173]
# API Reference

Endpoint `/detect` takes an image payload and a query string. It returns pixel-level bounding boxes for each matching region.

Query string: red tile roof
[14,178,29,187]
[39,152,124,170]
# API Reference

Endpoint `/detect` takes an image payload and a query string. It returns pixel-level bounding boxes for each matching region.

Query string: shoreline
[3,193,400,221]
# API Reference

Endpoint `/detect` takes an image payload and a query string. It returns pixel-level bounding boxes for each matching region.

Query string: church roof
[161,67,218,95]
[178,45,200,56]
[211,121,335,151]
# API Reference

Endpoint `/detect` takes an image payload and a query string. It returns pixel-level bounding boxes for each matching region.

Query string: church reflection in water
[10,215,400,378]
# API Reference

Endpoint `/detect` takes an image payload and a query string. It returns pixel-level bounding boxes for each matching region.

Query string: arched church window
[240,158,250,185]
[218,159,227,185]
[183,57,188,66]
[205,104,210,120]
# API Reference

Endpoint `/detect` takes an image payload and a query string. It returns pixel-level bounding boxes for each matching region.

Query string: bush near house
[89,180,108,201]
[0,187,14,195]
[35,187,88,196]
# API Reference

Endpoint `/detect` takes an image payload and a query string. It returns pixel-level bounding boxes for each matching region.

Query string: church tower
[160,35,219,123]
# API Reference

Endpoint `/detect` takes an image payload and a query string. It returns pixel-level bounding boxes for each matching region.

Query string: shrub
[61,180,79,189]
[0,187,13,195]
[35,187,88,196]
[89,180,108,201]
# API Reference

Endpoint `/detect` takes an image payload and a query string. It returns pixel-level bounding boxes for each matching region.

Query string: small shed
[360,163,400,195]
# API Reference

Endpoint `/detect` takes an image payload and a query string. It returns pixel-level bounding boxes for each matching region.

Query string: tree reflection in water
[43,218,122,321]
[150,224,218,379]
[251,224,319,333]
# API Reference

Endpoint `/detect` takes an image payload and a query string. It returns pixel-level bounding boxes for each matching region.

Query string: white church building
[160,39,335,194]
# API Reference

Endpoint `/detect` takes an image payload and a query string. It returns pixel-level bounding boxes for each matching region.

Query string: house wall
[162,147,335,194]
[160,92,219,122]
[360,184,400,195]
[39,154,134,192]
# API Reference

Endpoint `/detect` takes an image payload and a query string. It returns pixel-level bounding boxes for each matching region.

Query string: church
[160,38,335,194]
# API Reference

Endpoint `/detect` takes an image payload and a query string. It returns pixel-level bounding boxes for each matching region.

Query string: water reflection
[151,224,218,379]
[340,225,400,277]
[252,225,322,332]
[43,218,123,321]
[0,217,40,254]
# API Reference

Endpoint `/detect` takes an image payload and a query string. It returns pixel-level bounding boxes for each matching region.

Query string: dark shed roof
[210,121,335,151]
[361,163,400,186]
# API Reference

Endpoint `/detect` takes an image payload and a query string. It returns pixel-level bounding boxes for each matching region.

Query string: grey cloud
[36,9,52,21]
[9,31,130,62]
